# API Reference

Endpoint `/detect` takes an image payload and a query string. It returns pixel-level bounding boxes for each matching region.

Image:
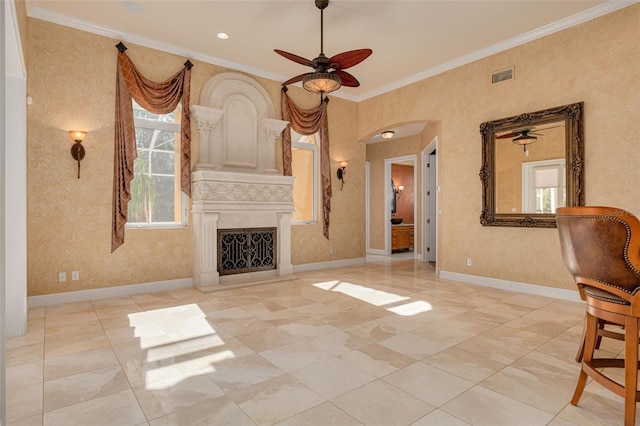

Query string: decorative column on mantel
[261,118,288,174]
[191,105,223,169]
[191,210,219,289]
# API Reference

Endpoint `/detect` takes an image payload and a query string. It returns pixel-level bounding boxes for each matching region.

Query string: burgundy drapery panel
[112,44,192,252]
[280,88,332,239]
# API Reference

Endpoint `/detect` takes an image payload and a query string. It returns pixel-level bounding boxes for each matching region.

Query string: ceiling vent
[491,67,514,85]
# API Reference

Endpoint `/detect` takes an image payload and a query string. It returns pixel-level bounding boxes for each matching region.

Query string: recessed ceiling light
[122,1,144,14]
[217,32,229,40]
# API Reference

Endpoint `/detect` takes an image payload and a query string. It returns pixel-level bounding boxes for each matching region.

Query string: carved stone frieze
[192,181,293,203]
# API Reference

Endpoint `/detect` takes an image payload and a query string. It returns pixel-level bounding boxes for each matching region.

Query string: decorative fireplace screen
[217,228,277,276]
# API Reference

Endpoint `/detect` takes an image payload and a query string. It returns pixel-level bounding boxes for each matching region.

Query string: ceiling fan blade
[274,49,315,68]
[282,73,311,86]
[496,132,521,139]
[329,49,373,70]
[335,70,360,87]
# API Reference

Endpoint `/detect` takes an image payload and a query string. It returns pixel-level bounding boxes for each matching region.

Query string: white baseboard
[439,270,581,303]
[28,278,194,308]
[293,257,367,273]
[366,249,386,256]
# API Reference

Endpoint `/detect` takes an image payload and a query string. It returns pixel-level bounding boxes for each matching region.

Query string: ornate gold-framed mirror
[479,102,584,227]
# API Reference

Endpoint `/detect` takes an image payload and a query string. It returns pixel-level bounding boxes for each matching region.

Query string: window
[522,159,566,214]
[127,101,186,227]
[291,130,319,223]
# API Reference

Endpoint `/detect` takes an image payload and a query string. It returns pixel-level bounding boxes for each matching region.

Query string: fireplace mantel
[191,170,295,291]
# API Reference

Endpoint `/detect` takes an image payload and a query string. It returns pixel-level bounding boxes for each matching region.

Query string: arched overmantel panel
[192,72,287,173]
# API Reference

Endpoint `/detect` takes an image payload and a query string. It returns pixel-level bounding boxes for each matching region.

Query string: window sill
[126,223,187,230]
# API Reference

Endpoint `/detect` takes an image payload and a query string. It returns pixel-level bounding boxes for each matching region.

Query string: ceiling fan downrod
[317,0,328,55]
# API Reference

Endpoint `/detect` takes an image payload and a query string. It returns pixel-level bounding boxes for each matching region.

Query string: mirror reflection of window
[522,159,566,213]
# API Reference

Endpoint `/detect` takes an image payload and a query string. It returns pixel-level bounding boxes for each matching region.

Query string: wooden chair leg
[575,315,588,362]
[573,313,599,405]
[623,316,638,426]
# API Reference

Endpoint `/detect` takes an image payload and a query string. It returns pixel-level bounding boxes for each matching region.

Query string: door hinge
[426,219,430,224]
[427,163,430,168]
[427,247,430,252]
[427,191,430,196]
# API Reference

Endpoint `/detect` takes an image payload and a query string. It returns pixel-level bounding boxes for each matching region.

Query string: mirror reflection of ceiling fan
[274,0,372,96]
[496,125,562,156]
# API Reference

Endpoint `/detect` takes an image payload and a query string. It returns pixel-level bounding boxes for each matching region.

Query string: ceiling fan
[496,128,543,157]
[274,0,372,95]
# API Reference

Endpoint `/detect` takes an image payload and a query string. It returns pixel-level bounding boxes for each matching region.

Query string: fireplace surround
[190,72,294,291]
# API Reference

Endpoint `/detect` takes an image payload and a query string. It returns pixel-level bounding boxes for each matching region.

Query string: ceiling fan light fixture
[302,72,342,94]
[512,134,537,145]
[381,130,395,139]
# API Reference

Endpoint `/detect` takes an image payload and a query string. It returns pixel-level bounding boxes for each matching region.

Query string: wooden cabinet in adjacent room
[391,225,414,251]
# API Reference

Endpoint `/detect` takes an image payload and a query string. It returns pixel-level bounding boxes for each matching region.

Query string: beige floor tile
[291,357,376,399]
[44,330,110,359]
[208,353,285,393]
[233,326,300,352]
[259,341,333,372]
[411,409,472,426]
[480,361,577,415]
[6,343,44,367]
[7,414,43,426]
[46,310,101,331]
[6,382,43,423]
[331,379,435,426]
[233,374,325,426]
[275,401,363,425]
[6,359,44,390]
[148,395,255,426]
[132,374,225,420]
[347,319,405,342]
[423,347,506,384]
[340,342,415,377]
[42,389,146,426]
[43,346,119,381]
[441,385,554,426]
[309,329,372,355]
[43,364,130,412]
[384,362,474,406]
[555,390,629,425]
[379,332,450,359]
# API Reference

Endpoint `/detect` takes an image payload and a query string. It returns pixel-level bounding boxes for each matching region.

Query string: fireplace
[218,227,276,276]
[190,72,294,291]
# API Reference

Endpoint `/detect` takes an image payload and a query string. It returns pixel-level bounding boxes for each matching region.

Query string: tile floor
[5,255,634,425]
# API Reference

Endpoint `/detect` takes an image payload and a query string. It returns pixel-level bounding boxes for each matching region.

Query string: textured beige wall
[26,19,364,296]
[359,5,640,290]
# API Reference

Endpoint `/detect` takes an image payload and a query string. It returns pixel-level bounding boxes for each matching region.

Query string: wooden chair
[557,206,640,426]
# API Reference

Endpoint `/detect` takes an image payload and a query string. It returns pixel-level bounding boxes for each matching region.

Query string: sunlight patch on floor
[313,280,409,306]
[128,303,236,390]
[387,300,433,316]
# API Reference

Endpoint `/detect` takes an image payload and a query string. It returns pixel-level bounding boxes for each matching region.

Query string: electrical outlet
[72,271,80,281]
[466,258,472,266]
[329,247,334,254]
[59,272,66,282]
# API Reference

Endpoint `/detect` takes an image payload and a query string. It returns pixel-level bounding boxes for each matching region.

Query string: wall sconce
[69,130,87,179]
[336,161,348,190]
[394,184,404,196]
[381,130,395,140]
